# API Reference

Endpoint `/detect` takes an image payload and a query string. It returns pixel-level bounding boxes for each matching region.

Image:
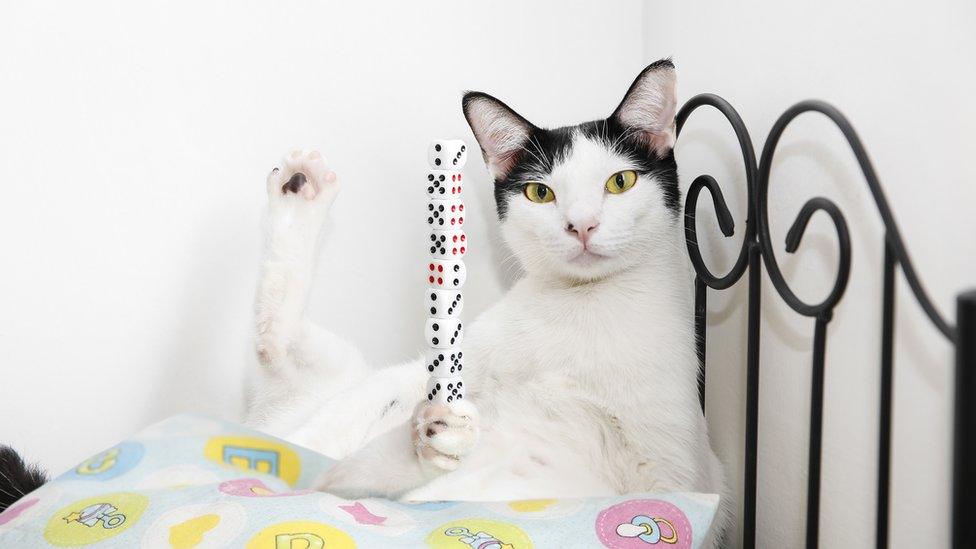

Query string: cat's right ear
[462,92,536,181]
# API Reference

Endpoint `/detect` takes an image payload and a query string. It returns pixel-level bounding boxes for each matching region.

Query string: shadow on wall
[467,159,523,292]
[142,198,255,426]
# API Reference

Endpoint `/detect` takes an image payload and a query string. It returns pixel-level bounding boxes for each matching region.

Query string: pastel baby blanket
[0,414,719,548]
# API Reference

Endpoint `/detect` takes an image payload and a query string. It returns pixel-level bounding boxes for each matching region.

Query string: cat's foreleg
[313,398,480,498]
[311,420,425,499]
[250,150,369,430]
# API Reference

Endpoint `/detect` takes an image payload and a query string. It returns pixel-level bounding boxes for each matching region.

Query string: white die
[425,288,463,319]
[425,317,463,348]
[425,375,465,404]
[428,140,468,169]
[425,259,466,289]
[427,199,465,228]
[428,229,467,259]
[425,347,464,376]
[425,170,463,198]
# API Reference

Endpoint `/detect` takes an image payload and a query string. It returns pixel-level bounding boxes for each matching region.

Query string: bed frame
[676,94,975,549]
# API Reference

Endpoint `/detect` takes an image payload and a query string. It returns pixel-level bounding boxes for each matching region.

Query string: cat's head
[463,59,680,282]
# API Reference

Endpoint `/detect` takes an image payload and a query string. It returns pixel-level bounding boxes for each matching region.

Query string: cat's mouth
[569,249,608,264]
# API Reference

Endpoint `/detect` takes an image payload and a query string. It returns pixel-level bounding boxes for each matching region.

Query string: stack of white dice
[423,139,468,404]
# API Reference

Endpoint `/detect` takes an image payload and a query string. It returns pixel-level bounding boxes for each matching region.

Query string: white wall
[0,1,645,469]
[647,1,976,547]
[1,2,972,547]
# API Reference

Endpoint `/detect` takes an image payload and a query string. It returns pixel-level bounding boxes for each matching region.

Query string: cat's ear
[462,92,536,181]
[610,59,678,156]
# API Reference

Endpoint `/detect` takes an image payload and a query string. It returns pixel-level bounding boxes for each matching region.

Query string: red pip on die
[425,170,464,198]
[425,259,467,289]
[427,198,465,228]
[428,229,467,260]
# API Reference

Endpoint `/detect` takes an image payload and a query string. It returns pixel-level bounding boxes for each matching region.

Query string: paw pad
[283,172,307,194]
[267,149,338,204]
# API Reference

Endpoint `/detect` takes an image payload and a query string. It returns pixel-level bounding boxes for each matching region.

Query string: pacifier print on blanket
[0,415,719,547]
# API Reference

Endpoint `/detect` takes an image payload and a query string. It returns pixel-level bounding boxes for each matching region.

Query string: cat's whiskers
[498,251,522,274]
[609,126,639,155]
[518,136,552,174]
[529,135,554,172]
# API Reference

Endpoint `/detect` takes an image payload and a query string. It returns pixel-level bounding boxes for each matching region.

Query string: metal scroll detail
[676,94,958,549]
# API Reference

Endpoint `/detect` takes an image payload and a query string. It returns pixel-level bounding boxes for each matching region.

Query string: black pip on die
[428,139,468,168]
[425,289,463,319]
[423,139,468,404]
[425,318,463,349]
[426,375,464,404]
[427,198,465,228]
[426,259,467,289]
[426,170,464,197]
[429,229,467,259]
[425,348,464,376]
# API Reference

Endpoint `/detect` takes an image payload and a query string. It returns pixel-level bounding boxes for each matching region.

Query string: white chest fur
[406,251,710,501]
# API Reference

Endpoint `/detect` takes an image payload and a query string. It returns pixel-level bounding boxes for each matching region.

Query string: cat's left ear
[610,59,678,156]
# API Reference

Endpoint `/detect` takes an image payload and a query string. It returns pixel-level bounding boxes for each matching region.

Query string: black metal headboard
[676,94,976,549]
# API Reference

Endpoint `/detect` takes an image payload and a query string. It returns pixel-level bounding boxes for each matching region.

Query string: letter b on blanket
[203,436,301,486]
[246,521,355,549]
[276,533,323,549]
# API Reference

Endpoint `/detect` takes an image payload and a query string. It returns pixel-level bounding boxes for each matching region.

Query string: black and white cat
[248,59,727,535]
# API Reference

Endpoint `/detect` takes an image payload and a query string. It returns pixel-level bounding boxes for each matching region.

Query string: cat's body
[252,254,714,502]
[247,60,728,538]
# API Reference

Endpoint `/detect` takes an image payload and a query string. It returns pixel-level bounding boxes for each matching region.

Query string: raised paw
[266,149,339,210]
[412,399,479,474]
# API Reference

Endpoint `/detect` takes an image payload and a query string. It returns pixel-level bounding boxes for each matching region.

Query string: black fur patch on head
[492,118,679,219]
[493,125,571,218]
[580,117,680,212]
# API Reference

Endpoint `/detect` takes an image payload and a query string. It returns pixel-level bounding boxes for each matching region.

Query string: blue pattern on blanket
[0,414,719,547]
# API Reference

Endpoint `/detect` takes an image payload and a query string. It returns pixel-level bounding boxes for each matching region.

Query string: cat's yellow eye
[523,182,555,203]
[605,170,638,194]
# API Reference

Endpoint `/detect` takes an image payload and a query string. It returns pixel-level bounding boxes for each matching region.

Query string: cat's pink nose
[566,219,599,246]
